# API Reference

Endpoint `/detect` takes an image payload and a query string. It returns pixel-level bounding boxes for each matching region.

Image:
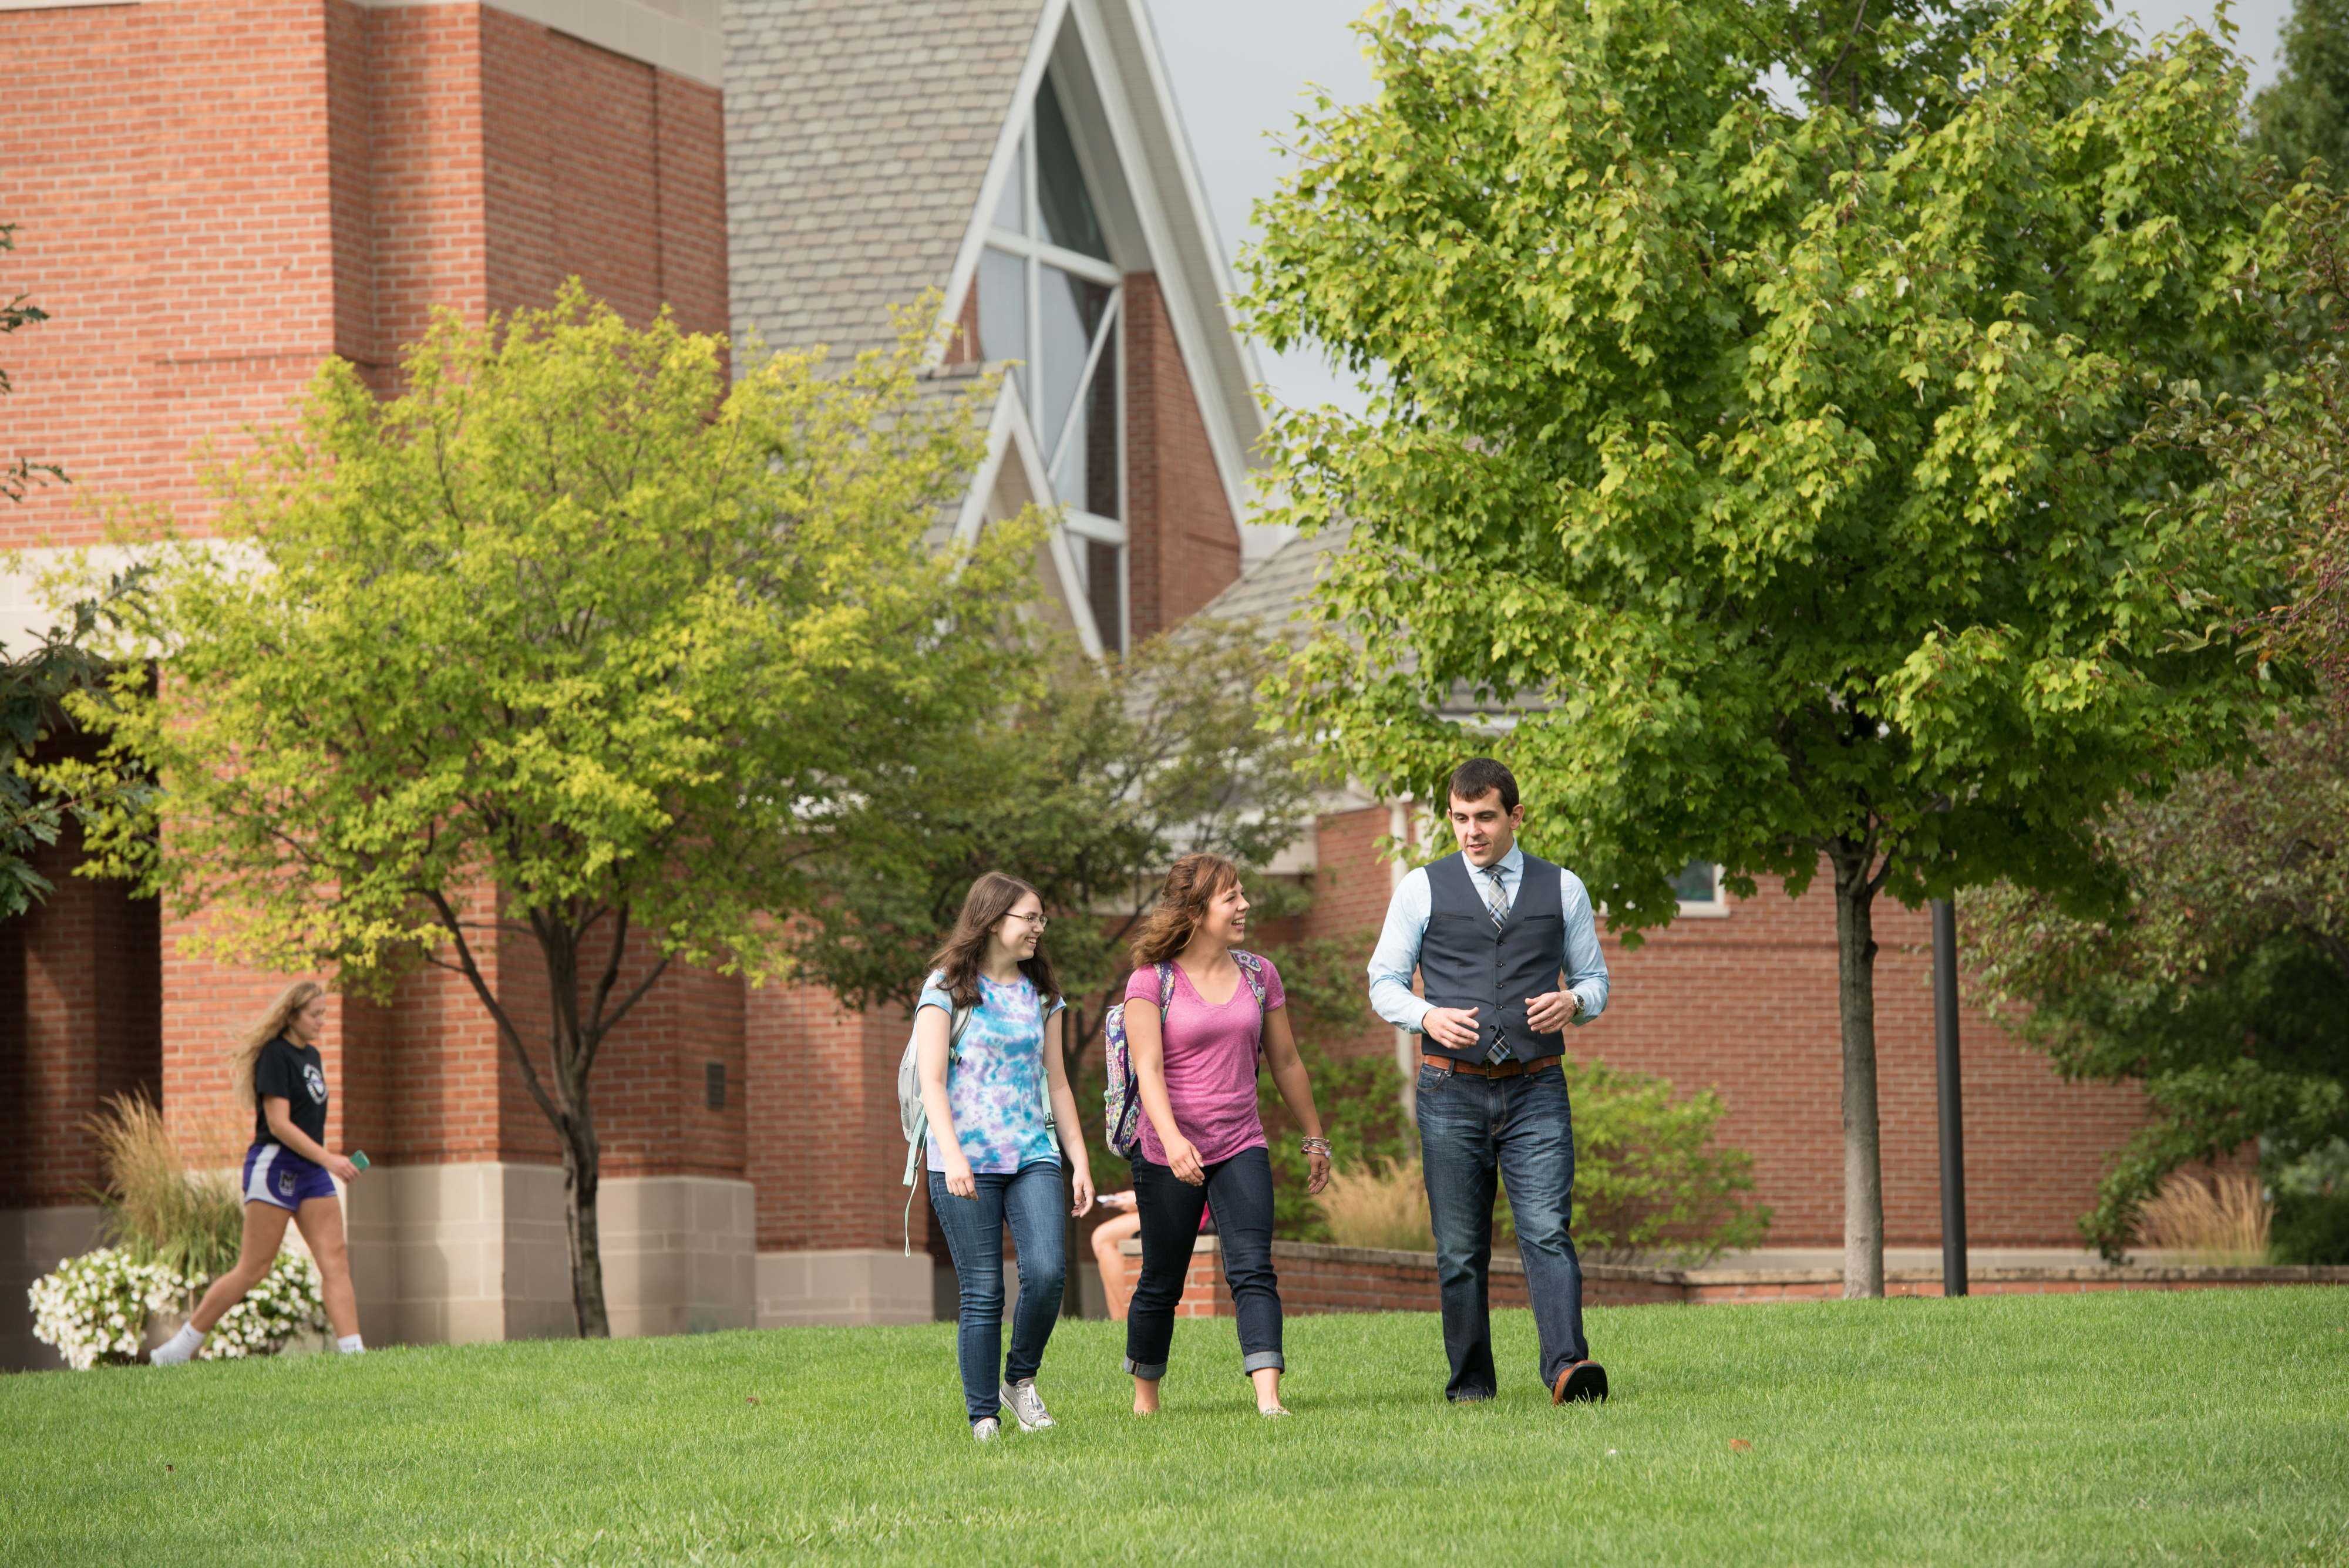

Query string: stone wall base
[345,1164,752,1345]
[0,1205,103,1371]
[755,1249,934,1326]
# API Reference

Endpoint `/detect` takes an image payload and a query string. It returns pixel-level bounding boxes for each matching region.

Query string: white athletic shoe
[149,1325,204,1366]
[999,1379,1055,1431]
[971,1418,1001,1442]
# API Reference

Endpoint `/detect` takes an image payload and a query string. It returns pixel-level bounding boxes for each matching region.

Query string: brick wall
[0,823,161,1208]
[1122,271,1242,642]
[746,982,942,1258]
[1,0,345,550]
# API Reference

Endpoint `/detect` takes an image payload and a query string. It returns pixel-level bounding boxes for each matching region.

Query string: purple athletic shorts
[242,1142,335,1210]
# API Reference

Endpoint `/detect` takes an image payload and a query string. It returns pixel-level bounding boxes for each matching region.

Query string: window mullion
[1046,288,1120,472]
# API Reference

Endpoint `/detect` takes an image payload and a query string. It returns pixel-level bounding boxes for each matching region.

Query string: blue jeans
[1416,1058,1590,1399]
[927,1161,1068,1425]
[1125,1144,1284,1379]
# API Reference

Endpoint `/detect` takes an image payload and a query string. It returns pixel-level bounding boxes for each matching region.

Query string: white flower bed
[27,1249,183,1370]
[28,1247,328,1370]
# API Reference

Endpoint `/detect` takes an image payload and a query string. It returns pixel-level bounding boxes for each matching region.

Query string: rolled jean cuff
[1122,1356,1167,1379]
[1241,1351,1285,1374]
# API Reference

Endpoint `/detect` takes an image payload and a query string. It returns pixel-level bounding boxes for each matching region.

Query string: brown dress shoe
[1552,1360,1609,1404]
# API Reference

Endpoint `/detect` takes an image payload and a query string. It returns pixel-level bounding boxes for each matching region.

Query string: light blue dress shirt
[1367,843,1610,1034]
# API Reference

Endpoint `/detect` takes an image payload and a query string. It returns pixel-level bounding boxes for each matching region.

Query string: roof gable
[723,0,1042,362]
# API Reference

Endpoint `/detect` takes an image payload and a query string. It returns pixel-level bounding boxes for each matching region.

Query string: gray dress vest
[1419,851,1568,1065]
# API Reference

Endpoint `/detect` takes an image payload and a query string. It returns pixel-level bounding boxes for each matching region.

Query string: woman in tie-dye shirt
[913,872,1096,1441]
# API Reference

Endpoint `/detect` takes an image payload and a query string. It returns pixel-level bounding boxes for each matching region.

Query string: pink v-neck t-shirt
[1125,955,1286,1169]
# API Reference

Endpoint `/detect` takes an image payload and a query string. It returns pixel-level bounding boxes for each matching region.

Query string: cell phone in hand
[349,1150,371,1172]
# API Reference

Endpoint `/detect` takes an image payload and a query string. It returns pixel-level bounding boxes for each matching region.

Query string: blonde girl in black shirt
[151,981,366,1364]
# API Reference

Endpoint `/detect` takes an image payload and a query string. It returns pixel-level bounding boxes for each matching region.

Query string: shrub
[27,1247,328,1369]
[198,1251,328,1360]
[1316,1157,1433,1251]
[86,1091,242,1294]
[27,1248,184,1370]
[1564,1057,1772,1266]
[2270,1139,2349,1265]
[2134,1172,2271,1266]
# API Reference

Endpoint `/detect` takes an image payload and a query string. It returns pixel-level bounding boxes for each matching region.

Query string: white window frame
[1674,862,1732,918]
[985,82,1127,650]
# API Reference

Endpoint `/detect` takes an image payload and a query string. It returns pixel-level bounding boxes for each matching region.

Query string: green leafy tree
[2,573,153,918]
[2253,0,2349,178]
[790,620,1320,1068]
[1241,0,2279,1294]
[1963,715,2348,1259]
[1966,179,2349,1264]
[50,284,1038,1335]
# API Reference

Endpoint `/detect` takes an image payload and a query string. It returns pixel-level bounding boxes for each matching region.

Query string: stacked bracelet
[1300,1136,1332,1156]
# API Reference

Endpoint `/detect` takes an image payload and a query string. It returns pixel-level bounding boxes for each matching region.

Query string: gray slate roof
[724,0,1042,360]
[1190,523,1348,641]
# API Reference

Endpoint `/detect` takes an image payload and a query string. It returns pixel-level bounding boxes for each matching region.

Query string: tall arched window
[975,75,1125,651]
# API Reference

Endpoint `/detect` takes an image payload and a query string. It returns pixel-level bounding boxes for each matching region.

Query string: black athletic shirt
[252,1035,329,1149]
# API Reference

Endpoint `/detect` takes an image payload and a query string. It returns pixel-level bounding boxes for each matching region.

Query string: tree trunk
[1829,839,1886,1298]
[559,1101,611,1338]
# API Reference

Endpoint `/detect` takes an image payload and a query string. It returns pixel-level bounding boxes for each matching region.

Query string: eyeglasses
[1004,911,1050,930]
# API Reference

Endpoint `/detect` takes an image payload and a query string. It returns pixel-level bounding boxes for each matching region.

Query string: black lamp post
[1931,898,1970,1297]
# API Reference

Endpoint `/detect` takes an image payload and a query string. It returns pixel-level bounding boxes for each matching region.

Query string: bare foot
[1133,1375,1160,1415]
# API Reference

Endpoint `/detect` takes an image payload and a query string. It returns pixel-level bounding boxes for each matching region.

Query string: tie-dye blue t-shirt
[918,970,1064,1174]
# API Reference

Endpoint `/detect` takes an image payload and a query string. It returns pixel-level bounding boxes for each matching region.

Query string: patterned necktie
[1480,864,1512,1063]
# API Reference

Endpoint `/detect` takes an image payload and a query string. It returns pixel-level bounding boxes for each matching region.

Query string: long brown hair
[1128,853,1243,968]
[928,872,1062,1008]
[231,980,324,1107]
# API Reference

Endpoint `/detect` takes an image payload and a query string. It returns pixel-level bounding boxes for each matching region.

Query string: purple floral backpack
[1101,953,1267,1158]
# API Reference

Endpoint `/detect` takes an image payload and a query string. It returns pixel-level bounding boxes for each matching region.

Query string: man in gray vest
[1368,758,1611,1404]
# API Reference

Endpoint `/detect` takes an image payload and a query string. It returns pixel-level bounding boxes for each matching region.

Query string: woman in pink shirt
[1120,853,1331,1416]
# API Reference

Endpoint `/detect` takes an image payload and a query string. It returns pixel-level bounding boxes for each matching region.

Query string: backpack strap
[900,1001,977,1254]
[1155,962,1176,1012]
[1232,951,1268,1010]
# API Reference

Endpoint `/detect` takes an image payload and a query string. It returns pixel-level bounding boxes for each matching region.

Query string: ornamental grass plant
[1315,1157,1435,1251]
[2135,1172,2273,1266]
[85,1092,241,1300]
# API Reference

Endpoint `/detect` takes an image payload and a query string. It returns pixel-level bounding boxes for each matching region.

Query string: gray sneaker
[999,1379,1055,1431]
[971,1417,1000,1442]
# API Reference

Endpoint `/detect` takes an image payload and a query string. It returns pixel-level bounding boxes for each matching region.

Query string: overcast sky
[1142,0,2298,419]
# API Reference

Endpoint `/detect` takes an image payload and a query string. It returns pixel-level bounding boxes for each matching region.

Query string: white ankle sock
[336,1334,365,1354]
[152,1323,205,1365]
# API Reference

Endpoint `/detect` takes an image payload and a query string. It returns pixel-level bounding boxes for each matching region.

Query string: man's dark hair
[1446,758,1519,814]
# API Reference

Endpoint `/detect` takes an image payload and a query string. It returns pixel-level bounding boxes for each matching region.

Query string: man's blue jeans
[1416,1058,1590,1399]
[927,1161,1067,1425]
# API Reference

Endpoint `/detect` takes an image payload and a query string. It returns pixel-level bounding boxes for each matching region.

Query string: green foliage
[1243,0,2277,929]
[790,620,1320,1063]
[1256,936,1414,1241]
[0,568,154,920]
[2144,176,2349,695]
[1567,1057,1773,1265]
[2252,0,2349,179]
[2271,1138,2349,1263]
[47,282,1038,1332]
[1964,714,2349,1259]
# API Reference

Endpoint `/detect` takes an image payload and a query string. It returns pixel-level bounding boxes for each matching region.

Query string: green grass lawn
[2,1289,2345,1566]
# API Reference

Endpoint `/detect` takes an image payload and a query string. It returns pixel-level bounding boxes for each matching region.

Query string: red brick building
[2,0,2149,1370]
[1,0,1270,1364]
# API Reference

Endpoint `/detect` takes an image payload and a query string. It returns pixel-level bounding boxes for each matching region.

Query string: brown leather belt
[1424,1052,1561,1079]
